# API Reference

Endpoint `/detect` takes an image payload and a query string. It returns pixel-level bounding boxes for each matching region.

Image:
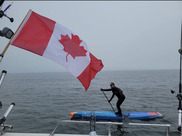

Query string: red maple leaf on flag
[59,34,87,62]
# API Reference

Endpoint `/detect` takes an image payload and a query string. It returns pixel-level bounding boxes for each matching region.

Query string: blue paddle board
[70,111,163,120]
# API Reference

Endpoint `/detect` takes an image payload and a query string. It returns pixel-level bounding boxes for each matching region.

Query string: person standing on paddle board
[101,82,125,117]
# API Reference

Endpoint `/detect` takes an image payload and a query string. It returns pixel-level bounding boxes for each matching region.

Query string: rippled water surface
[0,70,180,136]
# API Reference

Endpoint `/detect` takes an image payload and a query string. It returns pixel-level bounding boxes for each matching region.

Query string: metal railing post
[108,122,111,136]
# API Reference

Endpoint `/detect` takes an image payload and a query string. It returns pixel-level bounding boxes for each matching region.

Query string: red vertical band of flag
[78,53,104,90]
[11,11,56,56]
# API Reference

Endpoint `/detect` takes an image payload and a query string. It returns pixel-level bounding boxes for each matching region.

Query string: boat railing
[49,120,171,136]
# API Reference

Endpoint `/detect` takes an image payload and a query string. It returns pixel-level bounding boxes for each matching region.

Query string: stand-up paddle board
[70,111,163,120]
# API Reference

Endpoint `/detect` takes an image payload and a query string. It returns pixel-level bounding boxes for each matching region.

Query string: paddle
[101,90,115,112]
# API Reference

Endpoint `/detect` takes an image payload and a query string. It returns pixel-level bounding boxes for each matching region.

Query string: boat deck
[3,133,97,136]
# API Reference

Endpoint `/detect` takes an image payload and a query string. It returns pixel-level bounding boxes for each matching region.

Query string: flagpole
[177,22,182,133]
[0,9,31,62]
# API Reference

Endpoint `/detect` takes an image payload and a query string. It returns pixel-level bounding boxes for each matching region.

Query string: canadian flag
[10,10,104,90]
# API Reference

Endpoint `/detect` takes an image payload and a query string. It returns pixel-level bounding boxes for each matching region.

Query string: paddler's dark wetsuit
[101,85,125,116]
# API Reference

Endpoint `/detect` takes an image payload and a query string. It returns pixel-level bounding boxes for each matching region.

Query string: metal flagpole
[177,22,182,132]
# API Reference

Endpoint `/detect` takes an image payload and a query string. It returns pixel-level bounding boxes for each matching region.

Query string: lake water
[0,70,180,136]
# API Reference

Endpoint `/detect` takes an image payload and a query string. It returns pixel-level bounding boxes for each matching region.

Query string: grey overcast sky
[1,1,182,73]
